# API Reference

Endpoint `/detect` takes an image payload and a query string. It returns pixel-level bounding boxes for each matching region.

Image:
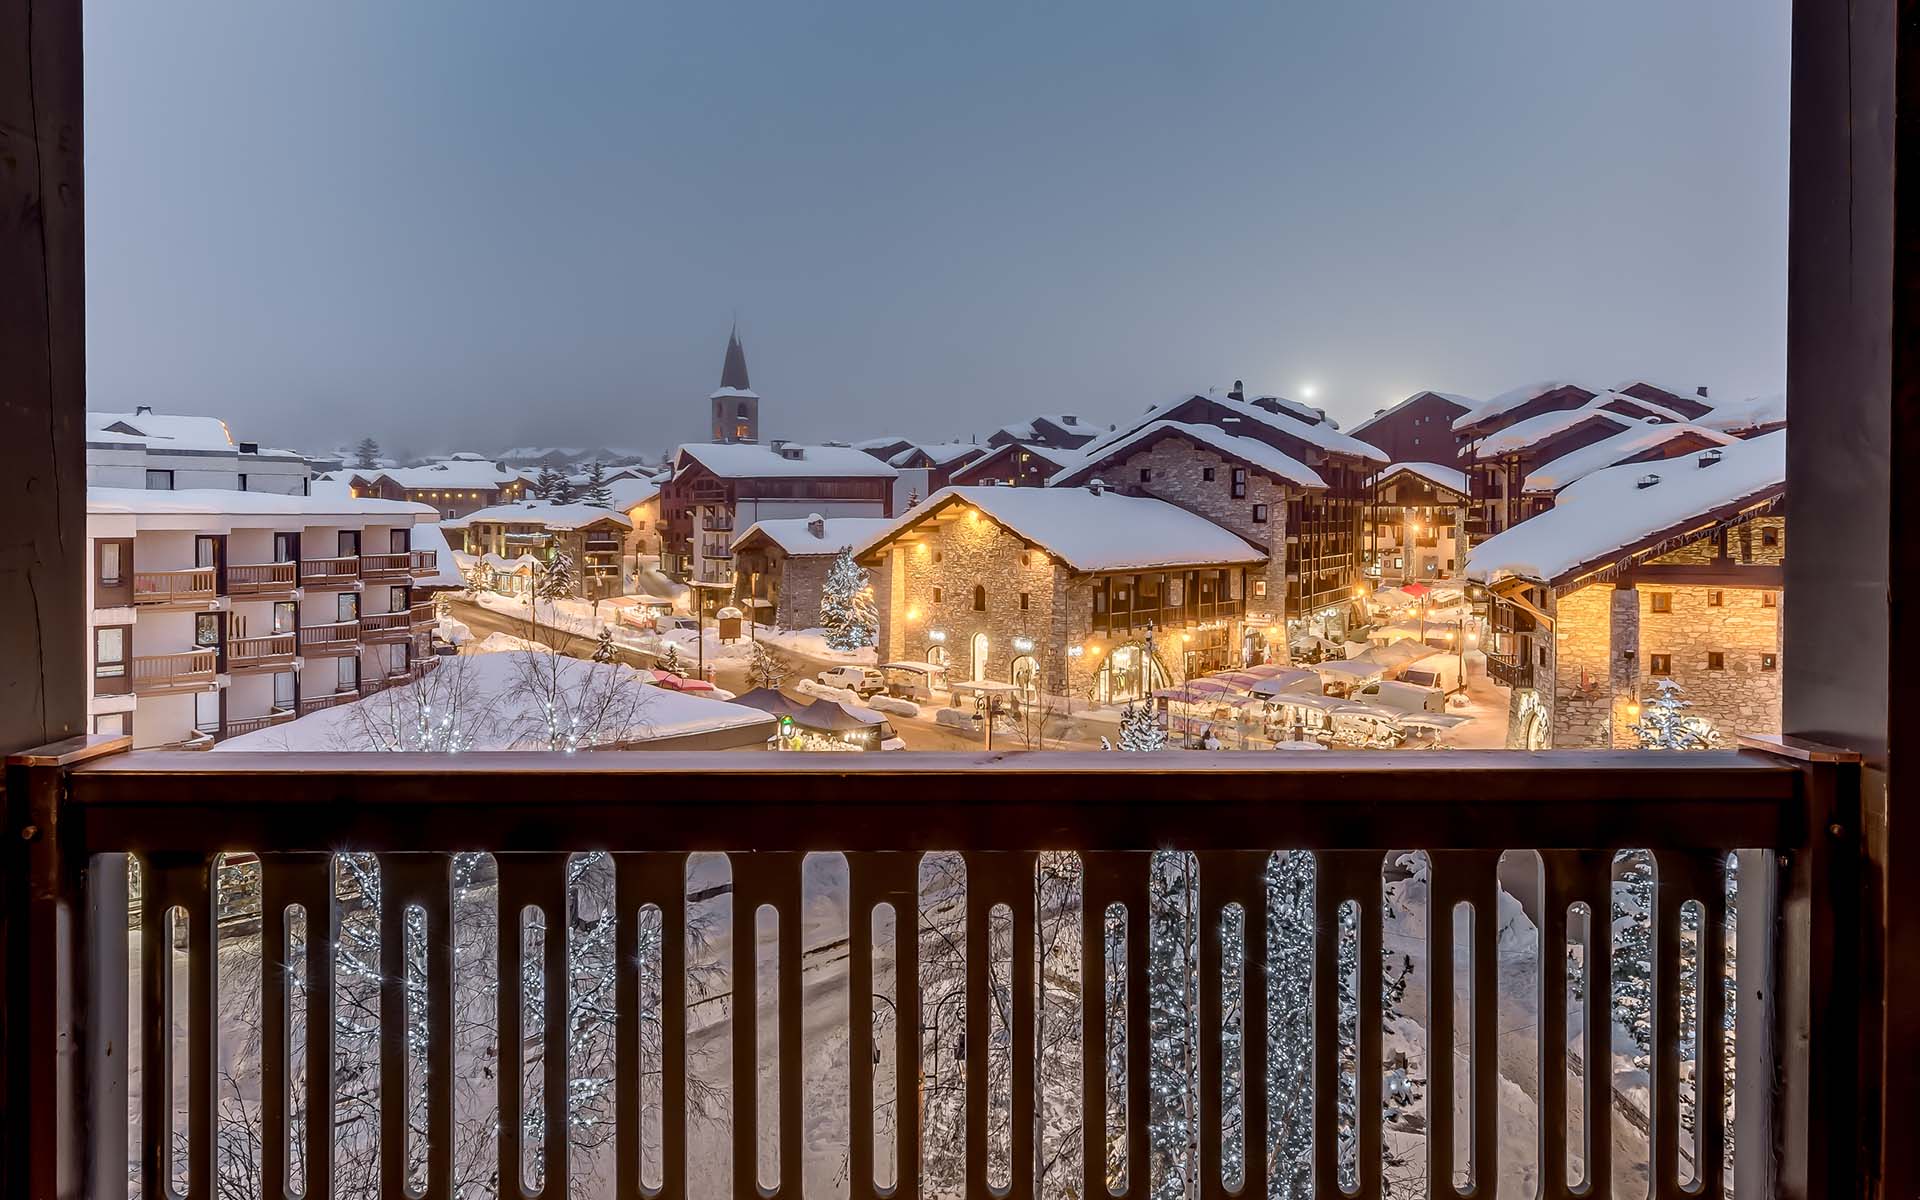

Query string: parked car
[1396,652,1462,694]
[1352,678,1446,714]
[819,665,887,698]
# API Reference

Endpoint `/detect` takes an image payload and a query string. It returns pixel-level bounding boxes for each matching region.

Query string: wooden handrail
[299,555,359,579]
[297,620,359,647]
[359,610,410,633]
[130,567,216,602]
[226,562,297,592]
[129,650,217,690]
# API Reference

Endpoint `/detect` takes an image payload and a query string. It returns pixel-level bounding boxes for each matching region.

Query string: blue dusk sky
[84,1,1789,456]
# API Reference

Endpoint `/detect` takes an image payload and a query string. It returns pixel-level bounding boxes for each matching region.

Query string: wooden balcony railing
[0,743,1863,1200]
[1485,649,1534,690]
[218,709,294,739]
[409,600,437,629]
[297,620,360,655]
[295,688,360,715]
[359,609,413,640]
[362,551,412,579]
[129,649,217,694]
[227,632,297,670]
[131,567,217,606]
[411,548,439,576]
[226,561,297,596]
[299,556,360,586]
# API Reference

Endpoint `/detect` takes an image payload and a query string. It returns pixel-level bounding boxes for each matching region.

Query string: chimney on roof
[807,513,825,537]
[1696,386,1710,398]
[1228,380,1245,402]
[1698,449,1723,468]
[1088,478,1106,496]
[1636,473,1662,490]
[135,404,153,416]
[239,442,258,454]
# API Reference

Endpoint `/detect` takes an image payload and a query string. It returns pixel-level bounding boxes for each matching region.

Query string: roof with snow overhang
[853,485,1267,574]
[1048,420,1327,489]
[674,442,899,479]
[443,500,633,531]
[1465,431,1785,588]
[731,516,898,557]
[1522,421,1735,494]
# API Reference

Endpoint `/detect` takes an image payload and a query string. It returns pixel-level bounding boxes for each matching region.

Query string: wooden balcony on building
[409,601,436,630]
[0,745,1865,1200]
[358,610,414,642]
[131,568,217,607]
[1484,649,1534,690]
[129,649,218,694]
[299,556,360,588]
[361,551,412,581]
[218,709,294,740]
[295,688,360,715]
[297,620,361,656]
[226,561,298,598]
[226,632,296,673]
[410,548,438,576]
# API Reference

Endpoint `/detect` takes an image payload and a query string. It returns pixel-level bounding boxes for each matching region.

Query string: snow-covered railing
[2,741,1860,1200]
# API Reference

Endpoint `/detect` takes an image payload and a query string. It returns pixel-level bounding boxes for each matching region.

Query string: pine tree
[461,557,489,599]
[657,642,688,677]
[1117,699,1166,751]
[534,466,565,501]
[551,473,580,505]
[821,548,876,650]
[536,551,576,601]
[1630,677,1720,749]
[592,624,618,664]
[352,437,381,469]
[582,461,614,508]
[747,639,789,690]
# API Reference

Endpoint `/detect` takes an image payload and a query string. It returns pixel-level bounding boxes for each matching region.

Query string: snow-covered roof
[88,487,431,520]
[709,386,760,400]
[732,516,897,557]
[87,410,238,451]
[1048,420,1327,490]
[407,522,466,588]
[952,441,1076,475]
[1247,393,1334,427]
[1374,461,1469,495]
[674,442,899,479]
[1522,421,1735,494]
[213,650,774,751]
[1471,404,1632,457]
[1698,392,1787,434]
[444,500,633,531]
[855,485,1268,573]
[356,461,520,490]
[1466,431,1785,587]
[605,478,661,511]
[1081,393,1389,465]
[888,441,983,468]
[994,413,1093,442]
[1452,380,1599,431]
[1348,391,1480,437]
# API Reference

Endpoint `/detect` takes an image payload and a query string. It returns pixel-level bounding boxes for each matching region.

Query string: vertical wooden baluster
[778,856,806,1200]
[542,856,572,1200]
[378,853,453,1200]
[1197,851,1270,1200]
[847,854,877,1200]
[496,857,532,1199]
[1651,851,1683,1200]
[961,851,991,1200]
[616,852,688,1200]
[1240,853,1271,1200]
[1536,852,1576,1200]
[731,852,802,1200]
[188,858,216,1200]
[1198,853,1225,1200]
[1124,855,1152,1200]
[137,855,169,1200]
[1581,852,1613,1200]
[1079,851,1150,1200]
[1315,851,1383,1200]
[1007,852,1039,1200]
[88,852,131,1200]
[1469,854,1500,1200]
[1695,853,1728,1200]
[887,853,922,1198]
[263,853,339,1200]
[1425,854,1459,1200]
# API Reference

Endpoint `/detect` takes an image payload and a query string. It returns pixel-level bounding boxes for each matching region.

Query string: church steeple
[709,324,761,443]
[719,325,752,393]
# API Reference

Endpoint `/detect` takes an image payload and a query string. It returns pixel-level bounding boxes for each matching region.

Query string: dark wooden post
[2,1,89,1197]
[1782,0,1909,1192]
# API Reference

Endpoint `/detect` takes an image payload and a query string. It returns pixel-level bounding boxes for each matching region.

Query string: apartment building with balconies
[443,499,633,599]
[85,490,440,748]
[87,406,313,494]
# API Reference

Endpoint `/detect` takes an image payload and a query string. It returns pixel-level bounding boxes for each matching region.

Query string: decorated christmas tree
[591,624,618,664]
[1117,699,1166,751]
[1629,677,1720,749]
[747,639,789,690]
[656,641,688,676]
[821,547,876,650]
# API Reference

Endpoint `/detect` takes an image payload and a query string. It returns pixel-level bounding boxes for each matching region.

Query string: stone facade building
[854,485,1266,705]
[1466,433,1785,749]
[948,441,1075,487]
[1364,462,1472,585]
[729,515,895,630]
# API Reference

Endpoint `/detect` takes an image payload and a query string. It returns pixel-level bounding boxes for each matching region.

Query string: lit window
[1650,654,1672,675]
[1762,592,1778,608]
[1650,593,1672,614]
[1761,653,1778,671]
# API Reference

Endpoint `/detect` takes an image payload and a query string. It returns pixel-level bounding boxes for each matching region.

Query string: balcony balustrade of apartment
[131,568,217,606]
[358,610,414,641]
[226,632,297,672]
[225,562,298,597]
[294,688,361,716]
[128,650,218,695]
[217,709,295,740]
[409,601,437,630]
[361,551,413,581]
[299,556,360,588]
[0,742,1863,1200]
[410,549,439,576]
[297,620,361,656]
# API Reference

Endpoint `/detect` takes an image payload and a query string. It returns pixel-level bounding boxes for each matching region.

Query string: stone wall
[1633,582,1781,741]
[873,510,1077,692]
[1077,438,1290,621]
[773,553,835,630]
[1545,583,1616,748]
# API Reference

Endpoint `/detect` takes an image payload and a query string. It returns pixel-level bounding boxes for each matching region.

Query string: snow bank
[864,694,920,718]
